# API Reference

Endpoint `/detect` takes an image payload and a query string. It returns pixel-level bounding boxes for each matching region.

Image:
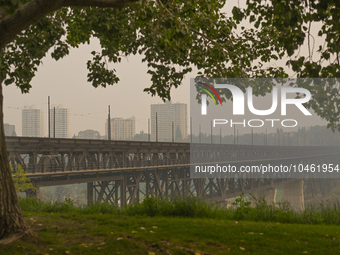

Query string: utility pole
[148,118,150,142]
[53,107,55,138]
[263,132,265,145]
[108,105,111,140]
[172,121,174,142]
[211,121,213,144]
[190,117,192,143]
[220,127,222,144]
[156,112,158,142]
[48,96,50,138]
[199,125,201,143]
[234,125,236,145]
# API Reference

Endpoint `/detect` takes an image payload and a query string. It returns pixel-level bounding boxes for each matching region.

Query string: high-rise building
[151,101,187,142]
[22,105,45,137]
[50,105,71,138]
[76,129,101,139]
[4,123,16,136]
[105,117,135,140]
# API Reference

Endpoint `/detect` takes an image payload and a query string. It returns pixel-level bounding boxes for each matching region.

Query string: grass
[18,195,340,225]
[1,212,340,254]
[1,196,340,254]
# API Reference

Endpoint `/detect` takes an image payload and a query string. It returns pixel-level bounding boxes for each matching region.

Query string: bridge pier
[26,187,40,200]
[251,187,277,205]
[282,180,304,211]
[87,182,94,205]
[121,178,126,207]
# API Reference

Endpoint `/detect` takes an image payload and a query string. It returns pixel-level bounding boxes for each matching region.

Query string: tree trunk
[0,49,35,243]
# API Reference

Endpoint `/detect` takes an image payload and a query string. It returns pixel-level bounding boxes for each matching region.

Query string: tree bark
[0,49,35,243]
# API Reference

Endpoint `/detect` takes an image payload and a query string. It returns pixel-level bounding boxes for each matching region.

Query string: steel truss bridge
[6,136,340,210]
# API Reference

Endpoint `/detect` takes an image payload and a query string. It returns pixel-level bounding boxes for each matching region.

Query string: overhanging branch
[66,0,139,7]
[0,0,139,49]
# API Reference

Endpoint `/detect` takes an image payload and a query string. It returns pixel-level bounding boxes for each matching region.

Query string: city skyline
[5,95,329,139]
[105,116,136,140]
[49,105,72,138]
[2,41,327,138]
[22,105,45,138]
[3,123,16,136]
[2,40,192,138]
[6,99,190,138]
[151,101,187,142]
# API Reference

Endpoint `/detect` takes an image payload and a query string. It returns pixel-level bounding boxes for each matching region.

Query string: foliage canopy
[1,0,286,99]
[1,0,340,242]
[233,0,340,130]
[1,0,340,129]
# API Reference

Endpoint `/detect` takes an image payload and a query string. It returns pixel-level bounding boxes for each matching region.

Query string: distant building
[22,105,45,137]
[76,129,101,139]
[4,123,16,136]
[50,105,72,138]
[105,117,135,140]
[151,101,187,142]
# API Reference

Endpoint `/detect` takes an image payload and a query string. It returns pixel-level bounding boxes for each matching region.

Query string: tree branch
[65,0,139,7]
[0,0,139,49]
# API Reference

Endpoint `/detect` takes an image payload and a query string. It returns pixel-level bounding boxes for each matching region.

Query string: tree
[175,125,182,141]
[55,185,76,202]
[233,0,340,131]
[133,130,148,141]
[0,0,284,242]
[11,165,35,193]
[1,0,337,242]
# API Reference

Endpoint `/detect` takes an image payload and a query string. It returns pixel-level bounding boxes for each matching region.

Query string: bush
[11,164,35,193]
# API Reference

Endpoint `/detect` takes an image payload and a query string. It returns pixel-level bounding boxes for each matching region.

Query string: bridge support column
[28,152,37,173]
[186,153,190,164]
[170,153,176,164]
[8,152,16,170]
[26,187,40,200]
[251,187,276,206]
[283,180,304,211]
[120,176,126,208]
[87,182,93,205]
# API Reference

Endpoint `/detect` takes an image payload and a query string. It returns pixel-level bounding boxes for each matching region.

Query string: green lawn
[1,211,340,255]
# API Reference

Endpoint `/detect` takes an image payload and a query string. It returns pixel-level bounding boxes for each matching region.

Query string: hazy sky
[3,39,194,136]
[3,2,328,137]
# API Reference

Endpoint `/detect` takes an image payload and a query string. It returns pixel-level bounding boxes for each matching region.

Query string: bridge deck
[7,137,339,209]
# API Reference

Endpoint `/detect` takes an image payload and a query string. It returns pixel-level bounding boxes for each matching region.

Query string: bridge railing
[17,157,192,174]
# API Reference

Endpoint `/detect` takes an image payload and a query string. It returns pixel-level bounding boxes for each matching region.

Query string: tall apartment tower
[22,105,45,137]
[151,101,187,142]
[4,123,16,136]
[50,105,72,138]
[105,117,135,140]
